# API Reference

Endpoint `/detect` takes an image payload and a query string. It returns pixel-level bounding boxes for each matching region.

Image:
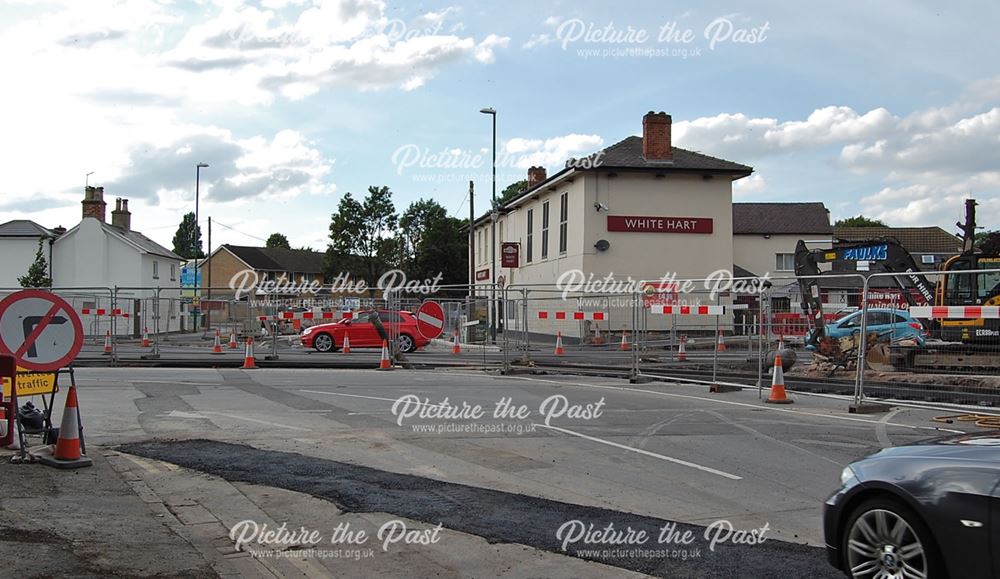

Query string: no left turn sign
[0,290,84,372]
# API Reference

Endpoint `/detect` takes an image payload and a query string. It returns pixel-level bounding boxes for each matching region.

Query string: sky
[1,0,998,252]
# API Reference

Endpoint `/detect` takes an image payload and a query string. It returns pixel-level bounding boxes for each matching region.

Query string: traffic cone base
[242,337,258,369]
[342,335,351,354]
[377,340,393,370]
[37,386,93,469]
[766,353,794,404]
[554,331,565,356]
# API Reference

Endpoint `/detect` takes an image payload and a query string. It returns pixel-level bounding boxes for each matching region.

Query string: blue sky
[1,0,998,250]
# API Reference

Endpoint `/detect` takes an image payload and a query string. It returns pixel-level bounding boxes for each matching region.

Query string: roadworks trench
[118,439,838,579]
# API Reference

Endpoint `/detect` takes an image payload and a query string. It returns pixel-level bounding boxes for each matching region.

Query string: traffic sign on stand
[0,290,84,372]
[415,300,446,340]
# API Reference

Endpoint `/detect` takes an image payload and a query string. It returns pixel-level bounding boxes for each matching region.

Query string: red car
[300,310,430,353]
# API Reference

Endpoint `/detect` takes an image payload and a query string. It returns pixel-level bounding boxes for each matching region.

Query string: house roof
[733,203,832,235]
[0,219,52,237]
[834,226,962,254]
[222,245,324,273]
[103,223,183,261]
[597,136,754,175]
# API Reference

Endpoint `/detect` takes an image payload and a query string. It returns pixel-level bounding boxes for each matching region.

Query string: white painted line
[301,390,398,402]
[504,376,965,434]
[167,409,311,432]
[534,423,742,481]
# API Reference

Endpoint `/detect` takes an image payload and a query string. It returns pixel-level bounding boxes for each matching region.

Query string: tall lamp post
[480,107,497,342]
[194,163,209,330]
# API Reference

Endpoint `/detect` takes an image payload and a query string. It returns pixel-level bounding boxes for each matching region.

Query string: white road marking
[876,409,901,448]
[505,376,966,434]
[533,423,742,481]
[300,390,397,403]
[166,410,311,432]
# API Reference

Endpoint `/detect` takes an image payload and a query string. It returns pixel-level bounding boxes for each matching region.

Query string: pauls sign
[607,216,713,234]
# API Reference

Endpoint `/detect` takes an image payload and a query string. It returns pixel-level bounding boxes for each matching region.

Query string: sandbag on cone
[342,335,351,354]
[37,385,93,469]
[678,335,687,362]
[212,330,224,354]
[766,353,794,404]
[451,331,461,355]
[242,337,258,369]
[377,340,392,370]
[554,331,565,356]
[142,327,151,348]
[229,331,239,349]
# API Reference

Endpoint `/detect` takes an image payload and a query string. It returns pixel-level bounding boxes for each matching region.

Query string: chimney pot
[82,185,107,221]
[642,111,673,161]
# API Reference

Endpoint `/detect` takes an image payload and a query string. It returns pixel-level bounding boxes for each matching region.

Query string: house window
[921,255,935,265]
[152,260,159,279]
[170,263,176,281]
[559,192,568,254]
[526,209,534,263]
[541,201,550,259]
[303,272,314,283]
[775,253,795,271]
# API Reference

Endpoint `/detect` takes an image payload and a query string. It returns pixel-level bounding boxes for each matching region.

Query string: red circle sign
[0,290,84,372]
[415,300,446,340]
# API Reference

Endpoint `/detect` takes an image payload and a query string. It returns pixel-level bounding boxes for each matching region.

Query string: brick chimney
[528,166,547,188]
[642,111,672,161]
[111,197,132,230]
[82,186,107,221]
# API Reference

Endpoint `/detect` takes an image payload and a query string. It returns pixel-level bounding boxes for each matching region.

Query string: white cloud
[733,173,766,196]
[503,134,604,169]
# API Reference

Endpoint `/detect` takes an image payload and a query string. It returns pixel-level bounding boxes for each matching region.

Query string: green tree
[834,215,886,227]
[171,212,205,259]
[19,238,52,288]
[325,186,398,286]
[399,199,448,265]
[977,231,1000,255]
[411,215,468,284]
[266,233,291,249]
[498,179,528,206]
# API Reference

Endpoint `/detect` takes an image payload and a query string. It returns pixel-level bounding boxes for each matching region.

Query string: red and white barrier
[649,304,748,315]
[79,308,130,318]
[910,306,1000,319]
[536,311,607,320]
[259,310,355,322]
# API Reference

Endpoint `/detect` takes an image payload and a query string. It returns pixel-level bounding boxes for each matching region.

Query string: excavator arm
[795,238,936,347]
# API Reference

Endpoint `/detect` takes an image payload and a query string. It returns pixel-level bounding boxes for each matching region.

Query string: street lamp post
[194,163,209,331]
[480,107,497,343]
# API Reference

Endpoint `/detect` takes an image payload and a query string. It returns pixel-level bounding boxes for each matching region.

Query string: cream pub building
[471,111,832,336]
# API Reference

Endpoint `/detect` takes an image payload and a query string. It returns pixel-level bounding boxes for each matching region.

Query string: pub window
[541,201,550,260]
[526,209,534,263]
[559,192,568,254]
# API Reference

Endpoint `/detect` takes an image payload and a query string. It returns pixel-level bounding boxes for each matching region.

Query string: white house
[0,220,55,288]
[51,186,184,336]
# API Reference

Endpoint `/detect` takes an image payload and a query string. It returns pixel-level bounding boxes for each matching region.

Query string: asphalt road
[52,366,973,577]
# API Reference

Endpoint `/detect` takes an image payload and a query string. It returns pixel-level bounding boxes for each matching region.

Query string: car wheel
[397,333,416,353]
[842,497,942,579]
[313,333,335,353]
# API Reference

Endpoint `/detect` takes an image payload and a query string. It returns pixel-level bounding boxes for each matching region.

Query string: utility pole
[206,216,212,330]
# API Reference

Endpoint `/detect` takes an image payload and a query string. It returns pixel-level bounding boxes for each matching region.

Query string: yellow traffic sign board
[2,367,58,397]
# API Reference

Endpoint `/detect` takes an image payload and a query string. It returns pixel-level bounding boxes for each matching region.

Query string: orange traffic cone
[38,385,93,468]
[620,331,629,351]
[593,324,604,345]
[377,340,392,370]
[242,337,258,369]
[342,335,351,354]
[678,335,687,362]
[716,330,727,352]
[554,331,565,355]
[451,330,461,355]
[229,331,239,349]
[141,327,151,348]
[212,330,223,354]
[766,353,793,404]
[103,330,112,355]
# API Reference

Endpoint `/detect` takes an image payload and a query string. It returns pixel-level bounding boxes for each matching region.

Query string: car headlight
[840,466,858,486]
[302,326,314,334]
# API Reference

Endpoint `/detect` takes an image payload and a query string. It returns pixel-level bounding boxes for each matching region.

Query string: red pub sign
[607,215,713,234]
[475,268,490,281]
[501,242,520,268]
